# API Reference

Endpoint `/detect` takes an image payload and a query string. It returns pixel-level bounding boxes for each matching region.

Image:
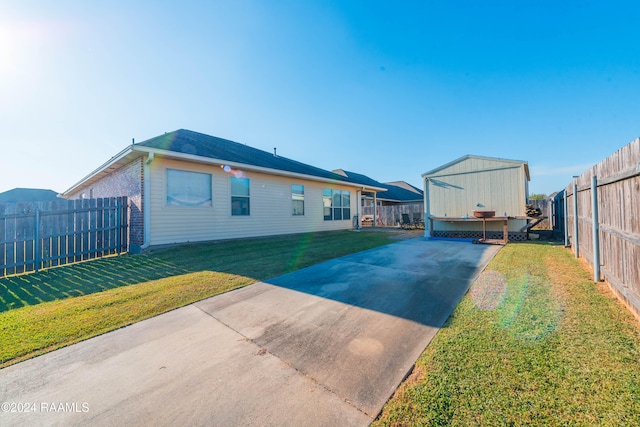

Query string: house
[422,155,530,241]
[332,170,423,226]
[62,129,386,252]
[0,188,59,203]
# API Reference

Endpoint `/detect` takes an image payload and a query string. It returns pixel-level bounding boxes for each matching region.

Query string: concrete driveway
[0,238,500,426]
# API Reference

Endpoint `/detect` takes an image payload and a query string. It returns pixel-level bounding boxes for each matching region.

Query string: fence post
[116,198,122,255]
[563,191,569,247]
[573,182,579,258]
[34,208,40,273]
[591,175,600,282]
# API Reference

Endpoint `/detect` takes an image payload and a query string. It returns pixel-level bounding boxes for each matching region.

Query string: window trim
[292,184,305,216]
[230,176,250,216]
[323,188,333,220]
[165,168,213,208]
[323,188,351,221]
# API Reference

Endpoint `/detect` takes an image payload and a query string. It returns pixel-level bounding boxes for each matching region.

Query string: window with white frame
[292,184,304,215]
[231,177,250,215]
[166,169,212,207]
[323,188,350,220]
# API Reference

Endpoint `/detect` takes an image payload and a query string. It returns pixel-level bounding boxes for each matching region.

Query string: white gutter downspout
[141,152,154,250]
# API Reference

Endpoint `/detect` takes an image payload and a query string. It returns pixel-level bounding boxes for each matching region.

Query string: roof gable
[422,155,530,181]
[385,181,422,194]
[378,182,423,202]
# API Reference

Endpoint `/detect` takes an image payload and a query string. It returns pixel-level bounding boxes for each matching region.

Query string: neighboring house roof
[0,188,59,203]
[333,169,386,189]
[63,129,386,196]
[422,155,530,181]
[333,169,423,203]
[380,182,423,202]
[385,180,422,194]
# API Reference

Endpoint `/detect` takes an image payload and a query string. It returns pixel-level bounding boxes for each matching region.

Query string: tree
[529,193,547,200]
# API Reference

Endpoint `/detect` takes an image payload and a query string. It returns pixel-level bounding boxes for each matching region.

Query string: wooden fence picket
[0,197,128,278]
[565,137,640,318]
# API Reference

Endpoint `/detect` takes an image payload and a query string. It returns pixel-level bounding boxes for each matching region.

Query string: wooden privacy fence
[0,197,128,277]
[565,138,640,317]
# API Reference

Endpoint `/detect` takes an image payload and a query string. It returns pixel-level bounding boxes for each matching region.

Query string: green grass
[0,230,405,368]
[373,243,640,426]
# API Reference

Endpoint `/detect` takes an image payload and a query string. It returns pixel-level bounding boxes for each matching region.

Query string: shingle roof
[380,182,423,202]
[332,170,386,188]
[137,129,353,183]
[333,170,423,203]
[0,188,59,203]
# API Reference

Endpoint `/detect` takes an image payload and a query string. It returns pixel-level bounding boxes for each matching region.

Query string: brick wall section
[66,158,144,251]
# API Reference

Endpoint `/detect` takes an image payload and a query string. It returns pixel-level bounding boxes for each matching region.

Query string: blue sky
[2,1,639,195]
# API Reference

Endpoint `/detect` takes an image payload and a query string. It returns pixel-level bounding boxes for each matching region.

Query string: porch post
[356,189,361,230]
[372,191,377,228]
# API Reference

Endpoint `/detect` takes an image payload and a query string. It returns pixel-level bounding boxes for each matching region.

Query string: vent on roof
[273,147,277,157]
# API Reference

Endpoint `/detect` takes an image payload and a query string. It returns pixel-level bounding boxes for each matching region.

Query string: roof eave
[63,144,388,197]
[61,146,140,197]
[134,146,387,191]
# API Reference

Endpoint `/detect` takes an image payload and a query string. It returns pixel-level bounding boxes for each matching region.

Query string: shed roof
[422,155,530,181]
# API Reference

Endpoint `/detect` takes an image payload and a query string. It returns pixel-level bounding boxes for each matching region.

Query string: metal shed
[422,155,531,242]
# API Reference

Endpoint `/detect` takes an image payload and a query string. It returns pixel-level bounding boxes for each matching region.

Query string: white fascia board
[132,146,387,191]
[61,146,138,197]
[422,154,528,178]
[423,164,524,179]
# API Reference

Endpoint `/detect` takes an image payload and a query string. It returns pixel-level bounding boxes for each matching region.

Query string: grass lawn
[0,229,410,368]
[374,242,640,426]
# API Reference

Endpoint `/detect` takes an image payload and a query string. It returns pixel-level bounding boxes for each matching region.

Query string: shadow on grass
[0,230,400,313]
[0,255,191,312]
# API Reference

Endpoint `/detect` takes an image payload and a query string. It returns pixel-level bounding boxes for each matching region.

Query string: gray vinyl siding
[148,158,354,246]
